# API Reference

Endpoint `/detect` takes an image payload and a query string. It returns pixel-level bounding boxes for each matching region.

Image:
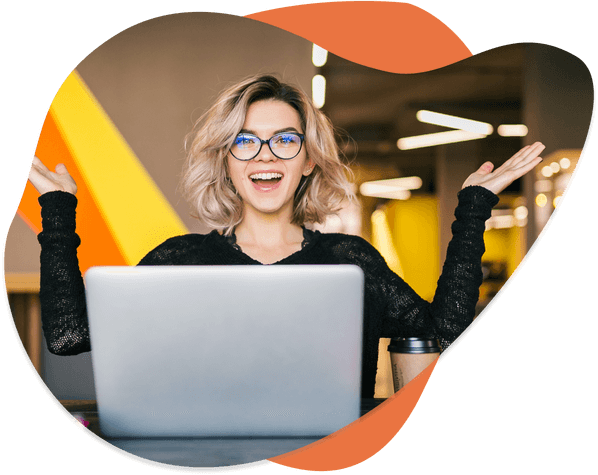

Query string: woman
[29,74,545,397]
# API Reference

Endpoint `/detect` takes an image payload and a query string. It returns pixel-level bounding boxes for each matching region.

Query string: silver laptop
[84,265,364,438]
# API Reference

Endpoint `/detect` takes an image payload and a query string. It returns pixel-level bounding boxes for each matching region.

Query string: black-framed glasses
[230,132,305,161]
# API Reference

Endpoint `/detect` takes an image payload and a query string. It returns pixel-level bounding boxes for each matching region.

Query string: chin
[245,197,293,217]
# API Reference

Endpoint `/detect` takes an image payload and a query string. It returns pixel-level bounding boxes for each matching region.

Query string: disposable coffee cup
[388,338,441,392]
[388,337,441,354]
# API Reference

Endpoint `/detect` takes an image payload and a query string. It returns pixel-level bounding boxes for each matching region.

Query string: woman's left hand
[462,142,545,194]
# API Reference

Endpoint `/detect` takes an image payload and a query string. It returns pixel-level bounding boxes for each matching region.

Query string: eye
[235,134,257,148]
[273,133,299,146]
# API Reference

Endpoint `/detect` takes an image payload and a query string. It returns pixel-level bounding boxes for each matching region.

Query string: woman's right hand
[29,156,78,195]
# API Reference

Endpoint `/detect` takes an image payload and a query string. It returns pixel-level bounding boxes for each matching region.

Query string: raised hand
[29,156,78,195]
[462,142,545,194]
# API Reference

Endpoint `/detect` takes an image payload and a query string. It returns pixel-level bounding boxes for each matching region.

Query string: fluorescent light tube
[397,130,486,150]
[312,75,326,109]
[312,44,328,67]
[416,110,493,135]
[497,124,528,137]
[360,187,412,200]
[359,176,421,199]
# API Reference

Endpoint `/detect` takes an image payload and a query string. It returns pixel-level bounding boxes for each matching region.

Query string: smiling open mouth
[249,172,283,186]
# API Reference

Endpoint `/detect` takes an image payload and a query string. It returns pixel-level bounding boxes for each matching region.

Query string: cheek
[226,157,245,186]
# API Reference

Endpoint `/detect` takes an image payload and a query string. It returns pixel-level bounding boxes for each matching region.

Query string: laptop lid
[84,265,364,437]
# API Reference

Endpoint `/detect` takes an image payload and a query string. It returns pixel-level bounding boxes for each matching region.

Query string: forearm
[429,185,499,348]
[37,191,90,355]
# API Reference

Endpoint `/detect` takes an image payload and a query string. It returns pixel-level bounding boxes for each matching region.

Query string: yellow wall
[371,195,525,397]
[386,196,440,302]
[380,195,525,301]
[371,196,440,398]
[482,226,526,276]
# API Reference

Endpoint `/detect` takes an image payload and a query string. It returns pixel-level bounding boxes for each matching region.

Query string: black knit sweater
[37,186,499,397]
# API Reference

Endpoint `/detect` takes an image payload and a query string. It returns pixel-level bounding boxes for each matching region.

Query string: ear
[303,159,315,176]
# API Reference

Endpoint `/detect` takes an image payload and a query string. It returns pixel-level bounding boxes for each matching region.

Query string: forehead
[243,100,303,134]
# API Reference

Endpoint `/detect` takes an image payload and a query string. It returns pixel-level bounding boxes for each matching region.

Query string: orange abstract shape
[247,2,471,73]
[19,110,126,273]
[270,359,438,471]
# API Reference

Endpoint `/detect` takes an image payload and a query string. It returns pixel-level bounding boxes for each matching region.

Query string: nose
[253,141,278,162]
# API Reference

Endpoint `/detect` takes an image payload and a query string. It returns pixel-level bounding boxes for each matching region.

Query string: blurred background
[4,13,593,399]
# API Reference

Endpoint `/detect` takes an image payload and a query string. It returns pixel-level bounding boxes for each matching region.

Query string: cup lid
[387,337,441,354]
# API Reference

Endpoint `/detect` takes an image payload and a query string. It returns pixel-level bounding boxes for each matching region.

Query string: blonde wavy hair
[181,74,355,235]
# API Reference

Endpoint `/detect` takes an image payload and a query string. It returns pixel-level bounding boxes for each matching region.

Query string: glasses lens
[231,134,260,160]
[270,133,302,159]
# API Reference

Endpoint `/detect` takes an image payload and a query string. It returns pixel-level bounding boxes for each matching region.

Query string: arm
[37,191,90,355]
[432,142,545,346]
[428,185,498,348]
[381,143,545,348]
[29,157,90,354]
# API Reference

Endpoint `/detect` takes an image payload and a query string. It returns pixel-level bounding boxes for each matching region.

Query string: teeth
[249,173,283,180]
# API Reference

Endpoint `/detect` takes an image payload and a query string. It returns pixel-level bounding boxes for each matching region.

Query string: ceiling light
[560,157,571,169]
[416,110,493,135]
[363,189,411,200]
[360,176,421,199]
[513,205,528,220]
[397,130,486,150]
[497,124,529,137]
[541,165,553,178]
[312,75,326,109]
[360,176,422,192]
[312,44,328,67]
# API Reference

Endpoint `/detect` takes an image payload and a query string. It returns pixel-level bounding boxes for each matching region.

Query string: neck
[234,206,303,248]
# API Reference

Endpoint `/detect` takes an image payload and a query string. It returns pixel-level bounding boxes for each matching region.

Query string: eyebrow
[239,127,302,137]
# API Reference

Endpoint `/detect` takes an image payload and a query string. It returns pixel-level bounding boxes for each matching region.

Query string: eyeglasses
[230,132,305,161]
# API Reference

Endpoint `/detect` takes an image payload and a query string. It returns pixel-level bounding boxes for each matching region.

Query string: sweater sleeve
[428,185,499,348]
[37,191,91,355]
[357,185,498,350]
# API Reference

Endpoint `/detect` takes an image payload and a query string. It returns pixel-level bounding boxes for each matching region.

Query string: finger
[31,156,47,172]
[472,161,494,176]
[494,142,543,175]
[55,163,69,174]
[511,148,544,173]
[511,142,545,167]
[490,146,530,174]
[501,159,542,189]
[30,161,54,180]
[28,167,54,194]
[479,161,494,175]
[512,154,543,174]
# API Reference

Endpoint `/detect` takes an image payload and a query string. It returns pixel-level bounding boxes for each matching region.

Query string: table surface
[61,399,386,467]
